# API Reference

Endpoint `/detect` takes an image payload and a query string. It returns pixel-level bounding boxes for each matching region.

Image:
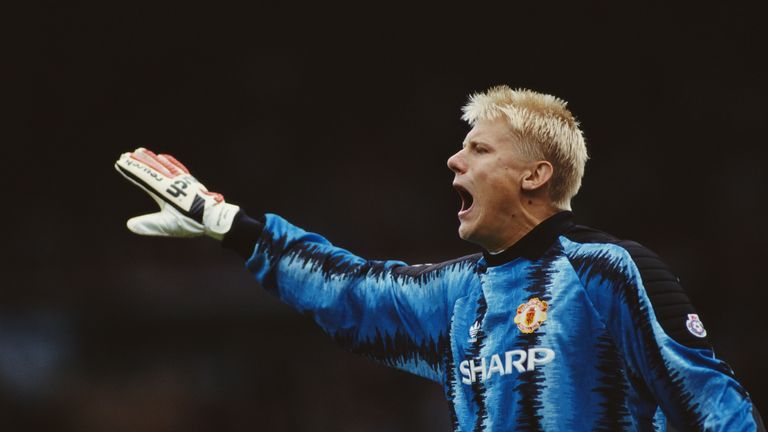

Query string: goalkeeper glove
[114,148,240,240]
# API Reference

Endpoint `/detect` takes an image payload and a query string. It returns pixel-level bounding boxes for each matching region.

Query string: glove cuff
[203,202,241,241]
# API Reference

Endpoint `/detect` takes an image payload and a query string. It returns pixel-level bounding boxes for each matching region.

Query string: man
[115,86,764,431]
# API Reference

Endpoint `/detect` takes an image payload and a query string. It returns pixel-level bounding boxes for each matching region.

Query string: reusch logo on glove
[115,147,238,239]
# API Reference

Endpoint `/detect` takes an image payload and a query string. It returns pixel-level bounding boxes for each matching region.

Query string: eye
[474,145,488,154]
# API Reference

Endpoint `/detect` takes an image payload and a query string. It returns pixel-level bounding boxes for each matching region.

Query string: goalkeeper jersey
[223,211,763,432]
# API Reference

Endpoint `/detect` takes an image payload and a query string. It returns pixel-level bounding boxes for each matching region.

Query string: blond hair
[461,85,588,210]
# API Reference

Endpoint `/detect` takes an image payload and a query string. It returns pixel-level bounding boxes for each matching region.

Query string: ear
[521,161,554,191]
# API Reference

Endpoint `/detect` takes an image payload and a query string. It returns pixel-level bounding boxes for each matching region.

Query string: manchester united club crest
[685,313,707,338]
[514,297,548,334]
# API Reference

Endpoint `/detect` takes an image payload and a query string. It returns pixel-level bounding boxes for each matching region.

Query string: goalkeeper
[115,86,764,431]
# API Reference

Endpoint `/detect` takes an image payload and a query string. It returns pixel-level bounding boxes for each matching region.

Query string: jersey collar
[482,211,574,267]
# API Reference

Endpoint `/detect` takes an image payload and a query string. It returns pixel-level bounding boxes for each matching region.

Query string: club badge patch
[685,313,707,338]
[514,297,548,334]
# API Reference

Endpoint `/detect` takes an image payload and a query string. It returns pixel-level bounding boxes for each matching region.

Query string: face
[447,117,535,251]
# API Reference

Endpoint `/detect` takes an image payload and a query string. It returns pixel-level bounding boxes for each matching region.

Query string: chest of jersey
[446,252,629,431]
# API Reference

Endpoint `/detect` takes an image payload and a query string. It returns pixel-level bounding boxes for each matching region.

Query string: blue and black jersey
[223,211,763,431]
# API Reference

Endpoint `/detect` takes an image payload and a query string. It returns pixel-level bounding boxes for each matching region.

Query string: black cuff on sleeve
[221,210,265,260]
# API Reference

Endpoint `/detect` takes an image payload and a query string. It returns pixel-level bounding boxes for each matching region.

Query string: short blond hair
[461,85,588,210]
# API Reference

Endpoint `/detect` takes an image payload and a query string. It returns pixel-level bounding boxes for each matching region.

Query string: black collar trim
[482,211,574,267]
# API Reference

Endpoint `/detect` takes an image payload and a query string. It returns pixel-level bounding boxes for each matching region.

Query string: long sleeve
[568,239,763,431]
[223,211,480,383]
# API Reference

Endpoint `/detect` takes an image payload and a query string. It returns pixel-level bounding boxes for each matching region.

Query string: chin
[457,223,479,244]
[457,224,470,241]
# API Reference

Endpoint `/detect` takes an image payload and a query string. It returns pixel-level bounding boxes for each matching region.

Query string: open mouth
[454,184,474,215]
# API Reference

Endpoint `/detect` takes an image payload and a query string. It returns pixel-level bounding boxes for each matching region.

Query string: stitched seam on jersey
[560,236,635,429]
[559,236,610,331]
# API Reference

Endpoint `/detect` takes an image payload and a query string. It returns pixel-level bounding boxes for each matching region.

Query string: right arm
[223,210,481,382]
[115,147,480,382]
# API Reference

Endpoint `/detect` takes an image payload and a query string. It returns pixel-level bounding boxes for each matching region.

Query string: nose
[447,149,466,175]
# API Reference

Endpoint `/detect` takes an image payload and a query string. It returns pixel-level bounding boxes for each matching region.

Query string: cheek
[486,173,519,199]
[474,161,520,203]
[477,184,518,221]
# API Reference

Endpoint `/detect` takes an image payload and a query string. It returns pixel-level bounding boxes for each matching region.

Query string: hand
[114,148,240,240]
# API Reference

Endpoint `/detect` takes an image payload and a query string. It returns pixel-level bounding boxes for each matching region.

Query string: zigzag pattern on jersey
[592,332,632,431]
[248,215,480,383]
[512,243,560,432]
[253,229,480,290]
[468,294,489,432]
[444,312,461,431]
[250,229,289,295]
[332,328,450,377]
[624,367,661,430]
[566,245,707,430]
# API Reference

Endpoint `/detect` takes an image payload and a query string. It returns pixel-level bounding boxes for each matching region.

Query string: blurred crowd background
[6,1,767,431]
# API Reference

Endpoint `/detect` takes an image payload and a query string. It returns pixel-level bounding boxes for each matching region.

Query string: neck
[486,202,560,254]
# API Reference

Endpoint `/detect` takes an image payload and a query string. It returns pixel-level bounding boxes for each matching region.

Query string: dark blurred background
[5,1,767,431]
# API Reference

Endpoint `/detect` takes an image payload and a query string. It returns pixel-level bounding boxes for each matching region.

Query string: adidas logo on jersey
[468,321,481,343]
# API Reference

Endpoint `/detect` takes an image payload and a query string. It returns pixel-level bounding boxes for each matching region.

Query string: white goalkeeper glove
[114,147,240,240]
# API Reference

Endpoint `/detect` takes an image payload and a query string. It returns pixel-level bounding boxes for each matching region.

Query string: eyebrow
[463,139,491,149]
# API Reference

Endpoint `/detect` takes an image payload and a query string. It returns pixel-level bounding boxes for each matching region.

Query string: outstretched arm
[115,148,479,383]
[222,210,480,382]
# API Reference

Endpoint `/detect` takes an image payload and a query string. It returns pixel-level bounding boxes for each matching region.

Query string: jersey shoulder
[392,253,482,279]
[562,224,712,349]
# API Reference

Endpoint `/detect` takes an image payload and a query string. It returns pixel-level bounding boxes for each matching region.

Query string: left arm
[570,239,763,431]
